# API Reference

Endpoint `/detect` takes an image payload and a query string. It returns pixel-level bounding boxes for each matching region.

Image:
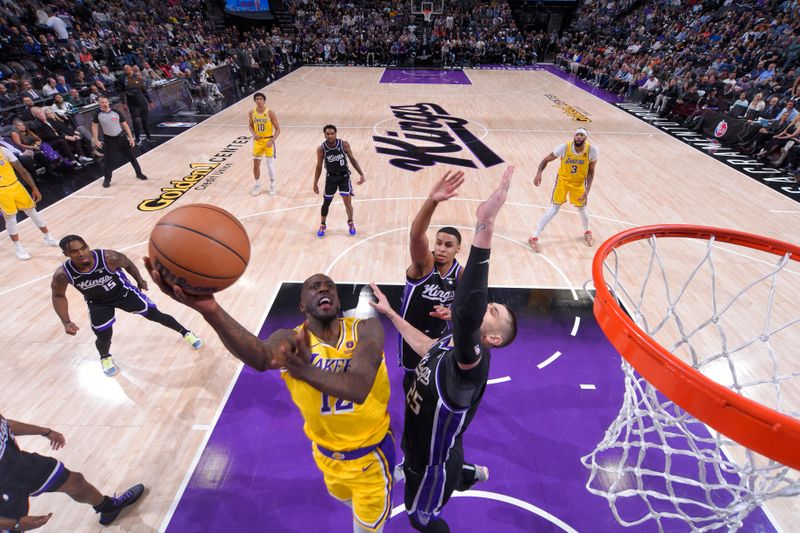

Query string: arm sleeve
[92,111,100,123]
[450,245,490,366]
[589,145,600,161]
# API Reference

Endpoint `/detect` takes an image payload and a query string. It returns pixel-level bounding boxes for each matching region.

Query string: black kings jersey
[62,249,132,303]
[401,335,490,470]
[322,139,349,176]
[398,258,462,370]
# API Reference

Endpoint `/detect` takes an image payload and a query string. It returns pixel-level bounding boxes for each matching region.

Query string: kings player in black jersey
[50,235,202,376]
[370,166,518,533]
[0,410,143,531]
[313,124,366,238]
[400,171,466,379]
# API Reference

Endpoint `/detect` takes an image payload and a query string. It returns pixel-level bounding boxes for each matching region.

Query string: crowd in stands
[0,0,298,180]
[0,0,559,182]
[283,0,553,67]
[555,0,800,179]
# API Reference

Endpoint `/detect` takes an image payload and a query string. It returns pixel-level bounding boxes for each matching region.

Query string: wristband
[42,428,51,437]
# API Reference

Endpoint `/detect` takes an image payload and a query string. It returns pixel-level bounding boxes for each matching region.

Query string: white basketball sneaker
[15,244,31,261]
[251,181,261,196]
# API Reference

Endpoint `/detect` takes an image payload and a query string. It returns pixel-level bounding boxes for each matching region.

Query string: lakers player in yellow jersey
[0,146,58,260]
[248,92,281,196]
[529,128,599,253]
[143,267,395,533]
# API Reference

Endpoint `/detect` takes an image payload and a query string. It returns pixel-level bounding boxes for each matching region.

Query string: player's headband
[575,128,589,137]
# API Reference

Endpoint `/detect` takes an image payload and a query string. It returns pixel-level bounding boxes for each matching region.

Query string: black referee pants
[104,135,144,181]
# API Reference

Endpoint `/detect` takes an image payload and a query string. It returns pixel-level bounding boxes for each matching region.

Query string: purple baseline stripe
[380,69,472,85]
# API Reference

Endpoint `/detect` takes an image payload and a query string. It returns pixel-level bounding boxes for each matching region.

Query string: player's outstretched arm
[408,170,465,278]
[285,317,384,404]
[144,257,292,371]
[0,514,52,532]
[450,165,514,368]
[473,165,513,249]
[6,419,65,450]
[368,282,437,358]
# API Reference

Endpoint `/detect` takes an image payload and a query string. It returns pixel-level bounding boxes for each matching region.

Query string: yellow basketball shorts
[552,178,586,207]
[0,181,35,217]
[312,432,395,531]
[252,137,274,158]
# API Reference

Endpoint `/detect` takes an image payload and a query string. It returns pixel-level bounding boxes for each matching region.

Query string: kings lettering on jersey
[420,281,455,303]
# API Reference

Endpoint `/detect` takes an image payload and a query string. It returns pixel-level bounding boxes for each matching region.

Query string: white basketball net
[581,233,800,532]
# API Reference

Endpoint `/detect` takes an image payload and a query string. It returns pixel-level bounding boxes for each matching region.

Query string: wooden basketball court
[1,66,797,532]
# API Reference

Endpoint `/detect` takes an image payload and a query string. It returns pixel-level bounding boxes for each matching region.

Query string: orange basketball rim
[592,225,800,470]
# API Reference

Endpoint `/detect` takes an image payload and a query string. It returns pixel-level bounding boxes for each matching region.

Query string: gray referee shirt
[92,108,126,137]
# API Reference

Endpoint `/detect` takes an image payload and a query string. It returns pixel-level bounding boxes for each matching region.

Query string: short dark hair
[323,124,337,133]
[253,92,266,101]
[437,227,462,245]
[98,95,109,101]
[497,303,517,348]
[59,234,87,252]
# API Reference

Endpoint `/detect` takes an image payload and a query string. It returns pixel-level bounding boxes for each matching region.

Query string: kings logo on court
[373,103,504,172]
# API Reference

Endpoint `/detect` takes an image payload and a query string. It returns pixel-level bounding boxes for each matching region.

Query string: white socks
[578,206,590,232]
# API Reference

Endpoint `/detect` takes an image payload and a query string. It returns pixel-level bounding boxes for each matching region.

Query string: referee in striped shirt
[91,96,148,188]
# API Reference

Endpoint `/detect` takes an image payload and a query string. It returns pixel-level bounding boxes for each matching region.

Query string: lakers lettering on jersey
[281,317,391,451]
[556,142,596,183]
[0,147,35,217]
[251,107,275,158]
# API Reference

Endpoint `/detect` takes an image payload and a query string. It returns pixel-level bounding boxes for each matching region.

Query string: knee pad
[4,214,18,236]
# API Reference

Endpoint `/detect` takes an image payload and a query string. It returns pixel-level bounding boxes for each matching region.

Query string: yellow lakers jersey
[282,318,391,451]
[0,150,18,187]
[557,142,591,184]
[252,107,273,139]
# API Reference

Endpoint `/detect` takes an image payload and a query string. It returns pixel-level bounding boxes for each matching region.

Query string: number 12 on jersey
[320,393,354,415]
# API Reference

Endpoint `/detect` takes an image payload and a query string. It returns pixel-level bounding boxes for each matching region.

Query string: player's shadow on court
[112,347,224,412]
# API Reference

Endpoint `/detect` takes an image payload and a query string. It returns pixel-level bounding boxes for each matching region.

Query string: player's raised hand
[428,170,465,203]
[367,282,393,316]
[285,323,313,378]
[144,257,218,314]
[476,165,514,223]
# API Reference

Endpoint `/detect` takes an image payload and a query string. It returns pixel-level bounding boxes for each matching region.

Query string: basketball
[148,204,250,295]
